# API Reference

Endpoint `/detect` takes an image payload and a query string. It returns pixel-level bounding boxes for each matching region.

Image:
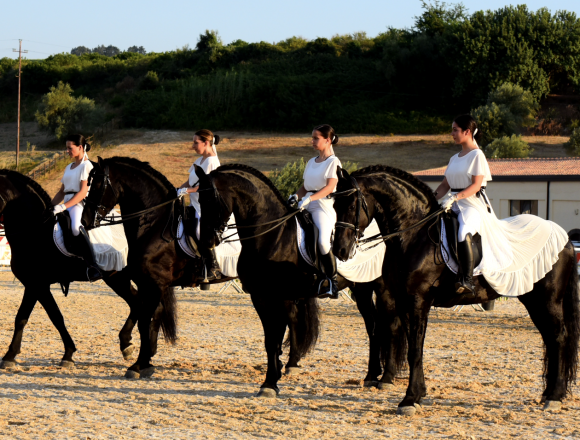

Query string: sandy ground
[0,269,578,439]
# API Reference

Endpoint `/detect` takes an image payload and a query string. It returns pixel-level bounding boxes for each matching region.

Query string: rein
[205,176,300,243]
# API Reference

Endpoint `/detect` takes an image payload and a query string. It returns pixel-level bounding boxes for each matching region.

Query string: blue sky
[2,0,580,59]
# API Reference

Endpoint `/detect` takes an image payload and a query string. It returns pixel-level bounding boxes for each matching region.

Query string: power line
[23,39,71,49]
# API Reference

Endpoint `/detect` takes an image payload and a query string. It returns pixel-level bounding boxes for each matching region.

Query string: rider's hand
[298,196,311,210]
[52,204,67,215]
[177,188,188,198]
[440,194,457,212]
[287,194,298,207]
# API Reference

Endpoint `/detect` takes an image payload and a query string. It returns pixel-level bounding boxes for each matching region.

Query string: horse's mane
[353,165,438,205]
[0,169,52,207]
[106,157,176,194]
[217,164,287,205]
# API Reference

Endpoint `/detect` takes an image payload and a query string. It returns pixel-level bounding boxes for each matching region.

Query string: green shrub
[270,158,358,199]
[472,102,518,147]
[486,82,539,128]
[564,128,580,156]
[35,82,105,140]
[139,71,160,90]
[484,134,532,158]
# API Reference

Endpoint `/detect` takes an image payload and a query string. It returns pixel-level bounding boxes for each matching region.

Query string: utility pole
[12,40,27,171]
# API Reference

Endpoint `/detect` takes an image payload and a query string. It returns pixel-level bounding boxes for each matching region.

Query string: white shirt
[188,155,221,212]
[444,149,492,189]
[303,155,341,192]
[61,160,93,203]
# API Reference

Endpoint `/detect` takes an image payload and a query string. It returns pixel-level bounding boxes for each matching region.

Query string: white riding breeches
[306,200,336,255]
[452,203,481,242]
[67,203,84,236]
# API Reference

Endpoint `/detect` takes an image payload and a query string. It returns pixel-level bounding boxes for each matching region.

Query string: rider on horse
[177,129,222,281]
[51,134,102,282]
[288,124,341,299]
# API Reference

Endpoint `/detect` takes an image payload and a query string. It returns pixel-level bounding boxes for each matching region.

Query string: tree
[35,81,105,140]
[92,45,121,57]
[486,82,539,128]
[71,46,91,56]
[127,46,146,55]
[196,30,222,52]
[564,128,580,156]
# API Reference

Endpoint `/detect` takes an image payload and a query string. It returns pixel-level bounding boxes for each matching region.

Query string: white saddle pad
[296,218,386,283]
[440,219,482,277]
[176,215,241,277]
[53,209,129,272]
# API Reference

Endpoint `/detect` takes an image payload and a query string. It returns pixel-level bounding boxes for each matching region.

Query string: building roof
[414,157,580,182]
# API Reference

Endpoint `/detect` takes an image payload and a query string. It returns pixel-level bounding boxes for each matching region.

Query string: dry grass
[0,125,571,196]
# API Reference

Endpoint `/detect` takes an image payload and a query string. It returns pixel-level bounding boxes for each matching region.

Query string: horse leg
[103,271,138,359]
[351,283,382,388]
[284,300,302,374]
[149,303,164,358]
[36,286,77,368]
[1,286,39,368]
[376,281,406,389]
[125,285,162,378]
[397,294,431,416]
[252,295,287,397]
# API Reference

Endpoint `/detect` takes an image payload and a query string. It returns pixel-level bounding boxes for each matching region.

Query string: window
[510,200,538,216]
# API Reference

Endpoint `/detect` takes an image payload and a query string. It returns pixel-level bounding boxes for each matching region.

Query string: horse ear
[194,164,207,179]
[97,156,104,168]
[339,167,351,181]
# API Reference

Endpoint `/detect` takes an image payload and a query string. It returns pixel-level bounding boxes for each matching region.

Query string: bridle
[333,175,370,257]
[85,165,119,228]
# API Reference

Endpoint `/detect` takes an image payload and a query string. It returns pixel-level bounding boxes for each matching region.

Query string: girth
[450,186,491,213]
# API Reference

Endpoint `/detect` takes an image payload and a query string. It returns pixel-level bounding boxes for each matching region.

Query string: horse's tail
[376,288,408,374]
[160,286,178,344]
[287,298,320,357]
[562,254,579,392]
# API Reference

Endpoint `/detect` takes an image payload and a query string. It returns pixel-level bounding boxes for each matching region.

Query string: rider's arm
[433,178,450,200]
[52,185,65,205]
[309,178,338,202]
[178,180,190,189]
[63,180,89,208]
[456,175,484,201]
[296,186,307,199]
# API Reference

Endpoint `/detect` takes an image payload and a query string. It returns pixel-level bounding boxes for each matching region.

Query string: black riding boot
[199,247,221,282]
[455,233,475,296]
[318,250,339,299]
[76,226,103,282]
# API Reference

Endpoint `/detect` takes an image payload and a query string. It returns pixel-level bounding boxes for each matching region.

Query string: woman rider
[51,134,102,281]
[177,129,222,281]
[288,124,341,299]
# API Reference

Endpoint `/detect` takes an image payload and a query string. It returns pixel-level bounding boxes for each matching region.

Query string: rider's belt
[450,186,491,214]
[64,191,77,195]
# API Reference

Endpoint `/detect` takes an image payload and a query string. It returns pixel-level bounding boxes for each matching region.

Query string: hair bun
[332,135,339,145]
[84,142,91,152]
[214,135,221,146]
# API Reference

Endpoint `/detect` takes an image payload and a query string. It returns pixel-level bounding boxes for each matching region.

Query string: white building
[415,157,580,235]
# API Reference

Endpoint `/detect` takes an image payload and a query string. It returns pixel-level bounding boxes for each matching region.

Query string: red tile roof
[414,157,580,177]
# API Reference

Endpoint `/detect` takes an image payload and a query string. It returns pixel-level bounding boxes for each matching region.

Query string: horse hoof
[0,360,16,369]
[122,345,135,360]
[543,400,562,411]
[363,380,378,388]
[377,382,395,390]
[125,370,140,379]
[59,360,74,369]
[256,388,278,399]
[140,367,155,378]
[396,404,421,416]
[285,367,302,376]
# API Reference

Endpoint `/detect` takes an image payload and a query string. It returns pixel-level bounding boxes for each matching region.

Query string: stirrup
[87,266,103,283]
[317,277,339,299]
[455,279,475,296]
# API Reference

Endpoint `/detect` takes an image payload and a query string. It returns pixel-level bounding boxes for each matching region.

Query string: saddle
[443,211,482,269]
[296,209,320,271]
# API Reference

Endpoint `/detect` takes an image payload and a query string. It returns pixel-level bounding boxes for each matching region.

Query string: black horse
[332,165,580,415]
[0,169,176,368]
[81,157,336,379]
[194,163,407,396]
